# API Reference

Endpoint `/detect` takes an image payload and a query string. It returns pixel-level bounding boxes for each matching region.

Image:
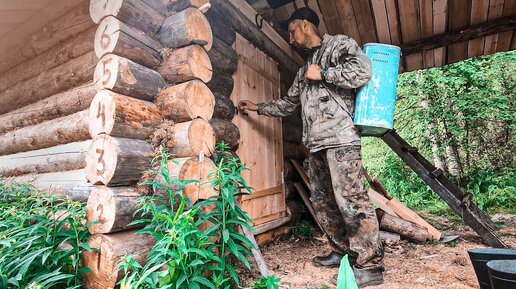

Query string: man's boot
[312,251,343,268]
[330,265,384,288]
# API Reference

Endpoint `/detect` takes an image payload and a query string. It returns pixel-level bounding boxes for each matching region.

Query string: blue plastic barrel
[354,43,401,136]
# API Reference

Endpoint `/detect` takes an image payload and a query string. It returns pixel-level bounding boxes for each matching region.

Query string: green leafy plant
[289,220,313,240]
[251,275,281,289]
[0,181,93,289]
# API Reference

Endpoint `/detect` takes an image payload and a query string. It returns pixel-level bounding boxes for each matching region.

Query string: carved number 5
[101,57,113,86]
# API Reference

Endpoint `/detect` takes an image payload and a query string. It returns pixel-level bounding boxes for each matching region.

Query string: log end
[94,16,121,59]
[189,45,213,83]
[85,134,117,185]
[188,118,216,157]
[89,0,122,24]
[89,90,116,138]
[86,187,117,234]
[94,54,118,90]
[185,80,215,120]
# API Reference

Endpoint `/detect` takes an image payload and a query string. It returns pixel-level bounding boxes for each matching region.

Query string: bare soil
[246,214,516,289]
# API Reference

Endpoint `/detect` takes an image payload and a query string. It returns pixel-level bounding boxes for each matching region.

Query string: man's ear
[302,19,309,31]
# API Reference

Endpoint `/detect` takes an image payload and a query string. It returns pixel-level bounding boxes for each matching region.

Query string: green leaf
[336,255,358,289]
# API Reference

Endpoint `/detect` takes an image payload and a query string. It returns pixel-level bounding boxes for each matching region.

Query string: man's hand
[304,64,323,81]
[238,100,258,112]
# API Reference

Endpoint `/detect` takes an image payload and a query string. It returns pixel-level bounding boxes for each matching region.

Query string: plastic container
[487,260,516,289]
[468,248,516,289]
[354,43,401,137]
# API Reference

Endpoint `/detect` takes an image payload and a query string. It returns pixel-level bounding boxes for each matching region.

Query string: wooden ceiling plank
[384,0,401,45]
[350,0,378,44]
[398,0,423,71]
[496,0,516,52]
[334,0,362,44]
[484,0,505,55]
[371,0,391,44]
[419,0,434,68]
[307,0,328,35]
[318,0,344,35]
[0,0,48,10]
[433,0,447,66]
[447,0,471,64]
[0,10,37,24]
[468,0,489,58]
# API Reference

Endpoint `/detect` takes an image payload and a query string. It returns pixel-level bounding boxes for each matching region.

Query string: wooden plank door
[231,34,285,227]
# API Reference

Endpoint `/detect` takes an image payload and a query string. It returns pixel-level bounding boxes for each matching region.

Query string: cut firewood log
[158,44,212,84]
[164,0,209,12]
[95,16,162,68]
[367,189,398,216]
[8,169,93,202]
[205,9,236,46]
[154,80,215,122]
[0,83,97,134]
[386,198,442,240]
[378,211,428,242]
[206,72,234,98]
[158,7,213,51]
[213,94,236,120]
[89,0,166,34]
[0,51,97,115]
[87,187,143,234]
[156,157,217,204]
[208,37,238,75]
[169,119,216,157]
[0,1,93,75]
[94,54,166,101]
[89,90,164,139]
[0,141,91,177]
[0,27,96,92]
[83,231,155,289]
[209,118,240,151]
[0,110,90,156]
[85,135,154,186]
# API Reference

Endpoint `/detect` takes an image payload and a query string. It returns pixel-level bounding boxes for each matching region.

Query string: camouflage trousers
[307,145,384,268]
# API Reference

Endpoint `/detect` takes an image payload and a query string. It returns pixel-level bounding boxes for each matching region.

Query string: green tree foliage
[362,51,515,214]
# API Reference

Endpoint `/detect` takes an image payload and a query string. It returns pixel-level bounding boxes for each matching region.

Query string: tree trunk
[205,9,237,46]
[0,110,90,156]
[0,51,97,115]
[155,80,214,122]
[94,54,166,101]
[213,94,236,120]
[158,45,212,84]
[87,187,143,234]
[155,157,217,204]
[164,0,209,12]
[0,141,90,177]
[378,211,428,242]
[158,8,213,51]
[89,0,166,34]
[89,90,164,139]
[83,231,155,289]
[0,27,96,92]
[8,169,92,202]
[0,83,97,134]
[206,72,234,98]
[85,134,154,186]
[209,118,240,151]
[207,37,238,75]
[170,119,216,157]
[95,16,162,68]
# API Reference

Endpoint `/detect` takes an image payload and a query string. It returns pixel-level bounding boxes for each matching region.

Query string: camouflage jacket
[258,34,371,152]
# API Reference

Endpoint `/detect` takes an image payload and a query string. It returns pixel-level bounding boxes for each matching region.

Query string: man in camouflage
[239,7,384,287]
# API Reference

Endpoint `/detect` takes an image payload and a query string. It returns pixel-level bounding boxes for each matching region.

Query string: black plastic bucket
[487,260,516,289]
[468,248,516,289]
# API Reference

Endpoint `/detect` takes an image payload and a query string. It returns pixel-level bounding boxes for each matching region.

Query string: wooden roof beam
[401,15,516,56]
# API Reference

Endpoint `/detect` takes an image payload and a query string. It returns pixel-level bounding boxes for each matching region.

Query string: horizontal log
[209,118,240,151]
[8,169,93,202]
[158,44,212,84]
[206,72,234,98]
[95,16,162,68]
[164,0,209,12]
[89,90,164,139]
[0,83,97,134]
[85,134,154,186]
[87,187,143,234]
[169,119,216,157]
[0,141,91,177]
[158,7,213,51]
[208,37,238,75]
[83,231,154,289]
[0,51,97,115]
[213,94,236,120]
[205,9,237,46]
[0,26,96,92]
[0,110,90,156]
[155,80,214,122]
[378,211,428,242]
[94,54,166,101]
[89,0,166,34]
[0,1,94,75]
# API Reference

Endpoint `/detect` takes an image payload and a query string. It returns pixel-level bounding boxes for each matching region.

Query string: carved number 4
[96,101,106,128]
[96,148,107,176]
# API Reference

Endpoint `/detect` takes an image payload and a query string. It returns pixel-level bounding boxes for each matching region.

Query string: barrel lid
[362,43,401,51]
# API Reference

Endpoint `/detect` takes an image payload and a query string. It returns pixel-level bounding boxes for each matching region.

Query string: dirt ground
[247,214,516,289]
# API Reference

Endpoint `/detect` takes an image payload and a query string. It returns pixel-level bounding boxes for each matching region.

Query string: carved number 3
[96,148,107,176]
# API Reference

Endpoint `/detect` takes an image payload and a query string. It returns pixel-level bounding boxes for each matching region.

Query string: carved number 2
[96,148,107,176]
